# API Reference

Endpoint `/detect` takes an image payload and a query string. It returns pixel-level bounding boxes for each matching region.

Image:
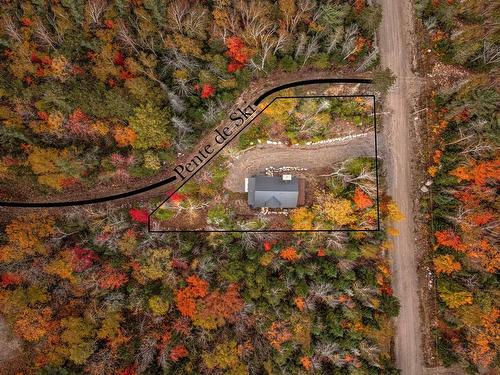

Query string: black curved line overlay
[0,77,371,208]
[253,78,373,106]
[0,176,177,207]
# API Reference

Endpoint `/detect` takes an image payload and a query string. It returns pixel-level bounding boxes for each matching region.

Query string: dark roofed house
[245,175,305,209]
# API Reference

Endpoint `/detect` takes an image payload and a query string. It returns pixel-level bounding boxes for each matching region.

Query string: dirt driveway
[224,132,378,192]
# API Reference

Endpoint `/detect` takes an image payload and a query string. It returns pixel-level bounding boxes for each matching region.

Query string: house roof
[247,176,299,208]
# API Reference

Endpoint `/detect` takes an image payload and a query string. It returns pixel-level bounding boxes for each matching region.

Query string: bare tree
[288,0,316,33]
[294,32,307,59]
[173,78,193,97]
[136,336,157,373]
[359,341,382,368]
[1,16,21,43]
[301,33,320,67]
[249,23,278,71]
[167,92,186,113]
[167,0,190,33]
[273,30,289,55]
[86,0,108,26]
[326,28,343,54]
[34,19,57,50]
[342,23,359,60]
[472,40,500,65]
[45,12,64,44]
[117,22,139,54]
[184,5,208,39]
[356,46,379,72]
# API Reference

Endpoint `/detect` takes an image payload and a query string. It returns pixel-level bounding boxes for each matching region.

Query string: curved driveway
[224,132,378,192]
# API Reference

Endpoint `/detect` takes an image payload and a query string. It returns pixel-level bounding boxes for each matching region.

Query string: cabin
[245,175,305,209]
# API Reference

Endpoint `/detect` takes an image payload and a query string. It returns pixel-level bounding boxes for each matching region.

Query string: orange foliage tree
[0,213,55,263]
[435,230,463,251]
[98,265,129,289]
[175,275,209,318]
[353,187,373,210]
[450,159,500,186]
[280,247,300,261]
[192,284,244,330]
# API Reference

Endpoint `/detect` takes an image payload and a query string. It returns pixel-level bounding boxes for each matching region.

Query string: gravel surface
[379,0,424,373]
[224,132,378,192]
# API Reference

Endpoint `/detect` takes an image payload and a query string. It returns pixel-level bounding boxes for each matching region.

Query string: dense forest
[417,0,499,372]
[0,0,381,198]
[0,1,406,374]
[0,208,401,374]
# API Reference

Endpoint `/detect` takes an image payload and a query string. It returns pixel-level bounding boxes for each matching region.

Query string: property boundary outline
[150,93,380,233]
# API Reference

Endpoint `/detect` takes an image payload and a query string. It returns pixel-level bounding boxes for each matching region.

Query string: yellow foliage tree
[433,255,462,275]
[139,248,172,281]
[262,92,298,123]
[386,201,405,222]
[58,317,95,365]
[26,146,78,190]
[439,287,473,309]
[203,341,247,373]
[323,198,357,227]
[148,296,170,316]
[290,207,315,230]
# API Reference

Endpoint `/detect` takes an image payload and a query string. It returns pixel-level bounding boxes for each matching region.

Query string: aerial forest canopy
[0,0,381,197]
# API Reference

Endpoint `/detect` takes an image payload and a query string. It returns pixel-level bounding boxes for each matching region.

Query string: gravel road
[378,0,424,373]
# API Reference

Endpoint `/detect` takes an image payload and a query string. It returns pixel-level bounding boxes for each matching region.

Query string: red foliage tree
[1,272,23,287]
[71,246,98,272]
[129,208,149,224]
[119,70,134,80]
[113,51,125,66]
[166,190,185,204]
[104,20,115,29]
[200,84,216,99]
[263,241,272,252]
[354,0,365,13]
[37,111,49,121]
[169,344,188,362]
[226,36,249,72]
[21,18,33,27]
[67,108,93,137]
[116,365,136,375]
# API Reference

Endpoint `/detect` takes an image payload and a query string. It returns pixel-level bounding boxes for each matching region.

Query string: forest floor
[0,319,21,374]
[223,132,378,192]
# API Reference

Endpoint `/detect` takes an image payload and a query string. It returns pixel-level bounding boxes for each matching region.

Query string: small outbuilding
[245,175,305,209]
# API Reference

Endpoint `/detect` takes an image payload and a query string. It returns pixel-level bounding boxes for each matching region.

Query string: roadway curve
[378,0,424,373]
